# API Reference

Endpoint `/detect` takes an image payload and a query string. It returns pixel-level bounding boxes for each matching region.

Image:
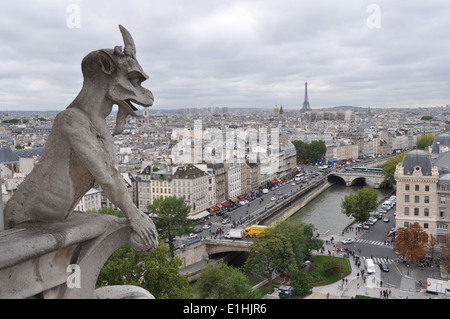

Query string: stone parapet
[0,212,153,299]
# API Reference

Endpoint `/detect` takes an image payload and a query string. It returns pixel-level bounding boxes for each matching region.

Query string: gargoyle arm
[58,109,135,214]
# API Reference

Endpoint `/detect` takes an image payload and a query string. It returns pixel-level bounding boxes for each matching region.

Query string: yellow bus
[245,225,268,237]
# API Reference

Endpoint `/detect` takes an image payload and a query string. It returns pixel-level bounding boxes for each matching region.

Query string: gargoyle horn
[119,25,136,58]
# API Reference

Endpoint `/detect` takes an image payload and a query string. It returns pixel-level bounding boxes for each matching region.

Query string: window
[405,195,410,203]
[414,208,419,216]
[404,207,409,215]
[414,196,420,203]
[425,185,430,191]
[405,184,410,191]
[425,196,429,204]
[441,197,446,204]
[415,185,420,191]
[424,208,429,217]
[404,222,409,227]
[424,223,429,229]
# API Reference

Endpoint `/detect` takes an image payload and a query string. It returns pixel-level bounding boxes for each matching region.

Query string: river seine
[288,183,392,234]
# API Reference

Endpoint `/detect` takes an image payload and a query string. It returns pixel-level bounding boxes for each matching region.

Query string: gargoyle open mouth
[126,99,140,112]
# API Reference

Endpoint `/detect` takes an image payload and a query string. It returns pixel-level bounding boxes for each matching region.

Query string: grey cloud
[0,0,449,112]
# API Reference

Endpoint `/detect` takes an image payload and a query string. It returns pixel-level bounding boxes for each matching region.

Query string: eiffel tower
[300,82,312,113]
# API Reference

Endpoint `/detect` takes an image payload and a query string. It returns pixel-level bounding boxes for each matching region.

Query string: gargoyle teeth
[126,99,139,111]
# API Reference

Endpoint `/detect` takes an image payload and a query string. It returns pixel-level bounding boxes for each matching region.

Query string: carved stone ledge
[0,212,152,299]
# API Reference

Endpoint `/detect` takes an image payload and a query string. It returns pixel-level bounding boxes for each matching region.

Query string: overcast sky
[1,0,449,112]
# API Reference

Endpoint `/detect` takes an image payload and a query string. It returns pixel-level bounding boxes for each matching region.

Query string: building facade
[394,150,449,243]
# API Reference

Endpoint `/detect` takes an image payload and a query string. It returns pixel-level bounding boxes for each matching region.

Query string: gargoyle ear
[98,50,115,75]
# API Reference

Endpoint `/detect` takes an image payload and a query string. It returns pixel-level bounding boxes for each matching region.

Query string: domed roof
[402,149,432,176]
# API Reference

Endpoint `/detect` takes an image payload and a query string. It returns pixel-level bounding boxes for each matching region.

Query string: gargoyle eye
[128,71,145,87]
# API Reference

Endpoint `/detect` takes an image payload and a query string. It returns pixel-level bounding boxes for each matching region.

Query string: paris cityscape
[0,0,449,306]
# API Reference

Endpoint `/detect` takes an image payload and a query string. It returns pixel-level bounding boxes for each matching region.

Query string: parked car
[383,217,390,223]
[342,238,354,244]
[271,197,276,201]
[202,224,211,230]
[379,263,390,272]
[187,233,198,239]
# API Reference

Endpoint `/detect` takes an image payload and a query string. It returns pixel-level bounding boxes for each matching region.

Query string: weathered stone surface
[3,25,158,254]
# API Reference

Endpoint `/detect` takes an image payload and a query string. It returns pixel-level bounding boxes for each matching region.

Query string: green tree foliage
[95,207,125,217]
[272,220,323,268]
[289,270,313,296]
[96,241,193,299]
[244,230,296,289]
[291,140,327,163]
[380,152,404,188]
[416,134,435,150]
[322,259,344,276]
[420,115,433,121]
[147,196,193,257]
[340,186,378,223]
[195,263,253,299]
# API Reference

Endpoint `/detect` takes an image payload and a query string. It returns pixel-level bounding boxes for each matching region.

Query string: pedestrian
[380,280,383,288]
[380,291,382,298]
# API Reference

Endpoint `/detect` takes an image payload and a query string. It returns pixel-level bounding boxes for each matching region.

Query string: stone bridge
[205,239,251,255]
[327,171,385,188]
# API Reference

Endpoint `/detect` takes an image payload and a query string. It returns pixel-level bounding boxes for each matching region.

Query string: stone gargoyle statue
[4,25,158,253]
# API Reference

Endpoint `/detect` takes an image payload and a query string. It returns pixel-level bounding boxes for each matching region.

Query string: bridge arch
[327,174,347,185]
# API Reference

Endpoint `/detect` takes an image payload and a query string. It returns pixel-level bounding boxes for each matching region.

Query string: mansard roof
[402,149,432,176]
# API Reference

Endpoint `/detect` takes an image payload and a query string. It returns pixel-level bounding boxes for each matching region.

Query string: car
[292,182,296,186]
[202,224,211,230]
[369,217,378,222]
[277,191,283,195]
[222,218,230,224]
[271,197,276,201]
[342,238,354,244]
[383,217,390,223]
[379,263,390,272]
[377,208,387,214]
[187,233,198,240]
[365,220,375,225]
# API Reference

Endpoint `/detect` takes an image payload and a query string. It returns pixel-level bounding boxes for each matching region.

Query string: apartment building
[172,164,208,216]
[224,161,241,199]
[74,188,102,212]
[206,162,226,205]
[394,149,449,243]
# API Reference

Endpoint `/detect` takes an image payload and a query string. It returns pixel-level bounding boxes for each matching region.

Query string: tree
[272,220,323,268]
[441,234,450,273]
[393,223,429,263]
[244,230,296,289]
[289,270,313,296]
[97,241,193,299]
[147,196,194,257]
[291,140,326,163]
[322,259,344,276]
[380,152,404,188]
[427,234,439,261]
[195,263,253,299]
[416,134,434,150]
[340,186,378,223]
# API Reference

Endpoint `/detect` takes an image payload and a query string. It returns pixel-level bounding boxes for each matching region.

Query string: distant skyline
[1,1,450,112]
